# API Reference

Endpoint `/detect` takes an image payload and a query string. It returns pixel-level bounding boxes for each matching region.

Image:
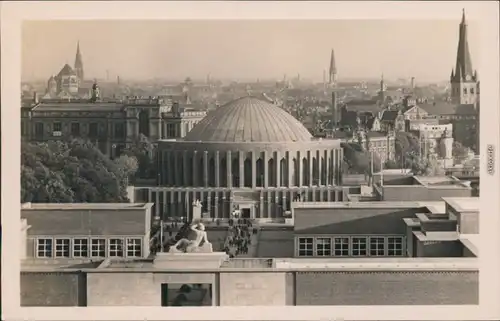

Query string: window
[109,238,124,257]
[91,238,106,257]
[315,237,332,256]
[126,238,142,257]
[71,122,81,137]
[470,88,474,94]
[54,238,70,258]
[333,237,349,256]
[297,237,314,257]
[351,237,368,256]
[167,123,177,138]
[36,238,53,258]
[89,122,98,138]
[73,238,89,257]
[35,122,44,137]
[369,237,385,256]
[53,122,62,132]
[387,237,404,256]
[463,88,467,94]
[114,123,125,139]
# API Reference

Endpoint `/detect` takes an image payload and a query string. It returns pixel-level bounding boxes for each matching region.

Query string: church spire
[329,49,337,85]
[74,41,84,80]
[453,9,474,82]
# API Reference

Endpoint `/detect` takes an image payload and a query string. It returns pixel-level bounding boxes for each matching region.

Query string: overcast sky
[22,19,479,83]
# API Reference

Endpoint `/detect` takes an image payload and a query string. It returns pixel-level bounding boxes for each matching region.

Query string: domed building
[135,96,345,221]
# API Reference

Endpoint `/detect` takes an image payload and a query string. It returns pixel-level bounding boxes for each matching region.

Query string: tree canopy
[452,141,469,159]
[122,134,157,180]
[342,142,381,175]
[21,139,138,203]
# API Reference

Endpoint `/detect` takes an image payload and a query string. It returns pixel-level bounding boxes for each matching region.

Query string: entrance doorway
[241,208,251,219]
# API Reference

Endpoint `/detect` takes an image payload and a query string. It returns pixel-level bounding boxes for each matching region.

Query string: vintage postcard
[1,1,499,321]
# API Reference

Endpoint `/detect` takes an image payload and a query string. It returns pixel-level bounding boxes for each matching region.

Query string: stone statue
[168,221,213,253]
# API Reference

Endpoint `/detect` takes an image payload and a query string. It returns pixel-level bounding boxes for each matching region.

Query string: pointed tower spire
[74,40,84,81]
[329,49,337,85]
[450,10,478,105]
[454,8,473,81]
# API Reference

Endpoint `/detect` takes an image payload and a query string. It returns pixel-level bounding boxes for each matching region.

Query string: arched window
[244,157,252,188]
[268,158,275,187]
[256,158,264,187]
[280,158,287,186]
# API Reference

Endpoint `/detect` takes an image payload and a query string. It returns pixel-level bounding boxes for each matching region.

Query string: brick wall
[218,272,288,306]
[21,272,86,306]
[295,271,478,305]
[86,272,215,306]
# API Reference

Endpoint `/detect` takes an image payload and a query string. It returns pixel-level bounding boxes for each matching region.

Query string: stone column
[324,150,329,186]
[334,149,339,186]
[203,151,209,187]
[192,151,198,186]
[183,151,188,186]
[267,193,271,219]
[227,151,232,188]
[207,193,212,218]
[287,152,293,187]
[276,151,281,188]
[214,194,219,219]
[169,191,174,218]
[298,151,303,187]
[215,151,220,188]
[251,151,257,188]
[308,150,313,187]
[316,150,321,186]
[259,195,264,220]
[264,151,269,188]
[163,190,167,220]
[239,151,244,188]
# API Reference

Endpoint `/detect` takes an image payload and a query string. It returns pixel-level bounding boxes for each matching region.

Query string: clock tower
[450,9,478,105]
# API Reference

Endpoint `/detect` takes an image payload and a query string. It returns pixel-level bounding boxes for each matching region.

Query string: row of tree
[343,131,469,177]
[21,135,156,203]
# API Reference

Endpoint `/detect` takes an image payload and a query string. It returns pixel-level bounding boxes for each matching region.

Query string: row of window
[297,236,404,257]
[35,237,142,259]
[33,122,126,138]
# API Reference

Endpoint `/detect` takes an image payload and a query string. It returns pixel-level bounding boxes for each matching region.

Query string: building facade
[132,96,345,221]
[21,86,206,157]
[20,203,154,260]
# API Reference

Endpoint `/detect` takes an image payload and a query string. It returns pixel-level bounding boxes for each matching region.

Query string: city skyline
[22,19,479,83]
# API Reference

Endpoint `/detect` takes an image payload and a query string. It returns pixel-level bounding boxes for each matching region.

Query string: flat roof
[21,257,478,273]
[460,234,479,256]
[293,200,444,209]
[413,175,470,189]
[443,197,479,213]
[32,102,125,112]
[413,230,459,242]
[21,202,154,210]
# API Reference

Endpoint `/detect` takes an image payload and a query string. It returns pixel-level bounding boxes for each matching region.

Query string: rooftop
[184,96,313,143]
[21,202,153,210]
[292,200,445,209]
[21,256,477,273]
[32,101,125,112]
[443,197,479,213]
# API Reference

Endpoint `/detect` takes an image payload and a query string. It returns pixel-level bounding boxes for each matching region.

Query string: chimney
[33,91,38,104]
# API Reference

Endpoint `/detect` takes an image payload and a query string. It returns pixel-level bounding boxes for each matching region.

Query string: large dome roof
[184,96,312,143]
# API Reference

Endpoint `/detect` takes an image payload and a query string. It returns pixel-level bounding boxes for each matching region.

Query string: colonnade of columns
[159,148,343,188]
[138,186,346,220]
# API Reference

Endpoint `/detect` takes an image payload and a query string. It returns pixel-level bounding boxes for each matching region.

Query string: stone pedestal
[153,252,229,269]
